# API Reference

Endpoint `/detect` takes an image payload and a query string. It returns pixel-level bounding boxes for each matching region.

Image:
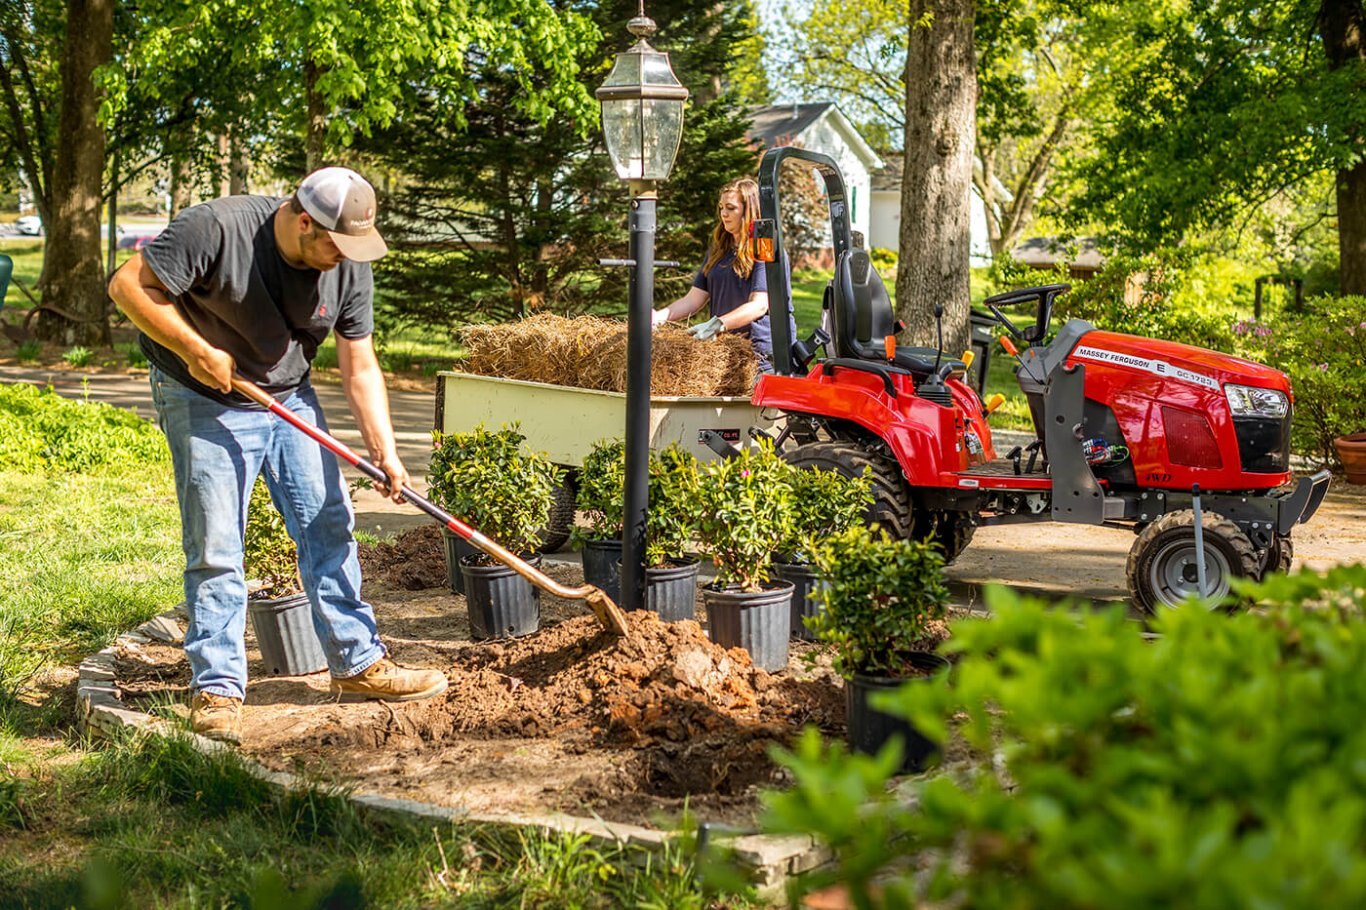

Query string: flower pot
[582,538,622,606]
[773,560,825,641]
[703,582,794,672]
[646,557,701,621]
[1334,433,1366,485]
[441,528,480,595]
[247,591,328,677]
[846,652,950,774]
[460,554,541,639]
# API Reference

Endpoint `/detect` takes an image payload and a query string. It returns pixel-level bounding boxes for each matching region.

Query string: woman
[652,176,794,368]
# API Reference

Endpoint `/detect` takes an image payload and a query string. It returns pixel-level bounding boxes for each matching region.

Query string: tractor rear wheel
[783,442,914,540]
[1126,510,1259,613]
[913,510,977,565]
[535,470,578,554]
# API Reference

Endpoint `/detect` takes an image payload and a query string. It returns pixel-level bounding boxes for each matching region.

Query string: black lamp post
[596,4,688,612]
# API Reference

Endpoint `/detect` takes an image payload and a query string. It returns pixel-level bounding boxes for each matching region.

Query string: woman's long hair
[702,176,760,279]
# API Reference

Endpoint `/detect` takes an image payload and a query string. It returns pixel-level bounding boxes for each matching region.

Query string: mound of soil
[358,526,447,590]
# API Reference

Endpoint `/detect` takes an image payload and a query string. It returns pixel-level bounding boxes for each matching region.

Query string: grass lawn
[0,450,749,907]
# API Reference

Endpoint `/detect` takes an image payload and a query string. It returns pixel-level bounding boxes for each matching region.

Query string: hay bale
[458,315,758,397]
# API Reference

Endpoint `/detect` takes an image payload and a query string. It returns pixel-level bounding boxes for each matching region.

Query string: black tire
[783,441,914,539]
[536,471,578,554]
[913,509,977,565]
[1126,510,1259,613]
[1259,535,1295,578]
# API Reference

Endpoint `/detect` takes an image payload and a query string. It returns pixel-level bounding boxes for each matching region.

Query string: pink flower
[741,469,751,477]
[1255,325,1271,337]
[1317,363,1329,372]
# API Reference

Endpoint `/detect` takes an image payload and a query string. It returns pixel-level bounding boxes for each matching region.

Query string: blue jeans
[149,365,385,699]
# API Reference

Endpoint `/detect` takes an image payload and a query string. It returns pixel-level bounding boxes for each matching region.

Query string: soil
[114,532,854,829]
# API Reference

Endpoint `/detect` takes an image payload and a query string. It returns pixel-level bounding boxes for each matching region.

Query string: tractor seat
[829,249,966,375]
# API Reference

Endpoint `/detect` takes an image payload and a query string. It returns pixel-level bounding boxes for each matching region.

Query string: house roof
[747,103,883,171]
[1012,237,1106,271]
[871,151,903,192]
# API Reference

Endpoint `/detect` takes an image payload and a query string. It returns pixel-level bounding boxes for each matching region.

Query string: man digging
[109,166,448,745]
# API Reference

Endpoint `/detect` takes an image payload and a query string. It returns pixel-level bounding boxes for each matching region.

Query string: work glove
[688,316,725,341]
[651,308,670,328]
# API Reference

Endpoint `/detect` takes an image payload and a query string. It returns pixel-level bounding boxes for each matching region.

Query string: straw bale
[457,315,758,397]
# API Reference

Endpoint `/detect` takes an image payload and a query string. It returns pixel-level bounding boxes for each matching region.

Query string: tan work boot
[330,658,448,702]
[190,691,242,744]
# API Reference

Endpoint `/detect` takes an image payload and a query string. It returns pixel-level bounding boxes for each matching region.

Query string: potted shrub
[572,439,626,605]
[775,465,873,641]
[427,424,563,639]
[808,525,951,773]
[690,442,796,671]
[639,445,703,621]
[244,477,326,676]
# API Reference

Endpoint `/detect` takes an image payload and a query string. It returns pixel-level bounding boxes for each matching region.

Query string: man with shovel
[108,166,447,745]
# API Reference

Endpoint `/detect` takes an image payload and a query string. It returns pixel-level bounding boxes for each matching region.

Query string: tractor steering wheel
[985,301,1024,339]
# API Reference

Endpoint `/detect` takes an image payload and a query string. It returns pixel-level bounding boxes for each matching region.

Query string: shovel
[231,377,628,636]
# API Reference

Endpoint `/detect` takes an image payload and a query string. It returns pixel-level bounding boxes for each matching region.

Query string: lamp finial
[628,2,656,39]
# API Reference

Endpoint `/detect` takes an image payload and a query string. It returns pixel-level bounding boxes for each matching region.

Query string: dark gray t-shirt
[139,195,374,407]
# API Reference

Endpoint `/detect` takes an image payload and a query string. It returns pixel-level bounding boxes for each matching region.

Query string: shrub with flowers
[1234,296,1366,466]
[688,441,795,591]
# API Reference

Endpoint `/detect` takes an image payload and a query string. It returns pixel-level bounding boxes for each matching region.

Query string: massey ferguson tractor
[743,147,1330,613]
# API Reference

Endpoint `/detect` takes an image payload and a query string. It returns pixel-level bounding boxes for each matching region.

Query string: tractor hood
[1068,330,1290,393]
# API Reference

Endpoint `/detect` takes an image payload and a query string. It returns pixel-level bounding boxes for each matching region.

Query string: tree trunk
[170,151,193,216]
[35,0,113,346]
[305,60,326,171]
[229,128,250,194]
[1318,0,1366,295]
[895,0,976,355]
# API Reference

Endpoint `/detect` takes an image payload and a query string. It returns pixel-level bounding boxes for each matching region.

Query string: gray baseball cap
[296,166,388,262]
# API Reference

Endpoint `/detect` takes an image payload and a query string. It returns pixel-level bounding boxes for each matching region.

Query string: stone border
[76,607,831,900]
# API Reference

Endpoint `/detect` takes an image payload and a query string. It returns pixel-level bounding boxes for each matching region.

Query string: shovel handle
[230,378,627,633]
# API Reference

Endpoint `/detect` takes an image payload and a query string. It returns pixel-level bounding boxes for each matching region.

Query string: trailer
[435,371,774,550]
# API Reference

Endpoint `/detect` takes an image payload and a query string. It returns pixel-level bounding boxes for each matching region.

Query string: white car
[15,215,41,236]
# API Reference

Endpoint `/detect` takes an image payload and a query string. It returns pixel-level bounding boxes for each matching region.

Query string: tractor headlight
[1225,384,1288,419]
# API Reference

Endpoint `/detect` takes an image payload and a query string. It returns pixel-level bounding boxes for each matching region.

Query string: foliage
[0,382,167,473]
[15,339,41,363]
[427,424,563,558]
[243,478,299,599]
[62,345,92,367]
[767,566,1366,908]
[868,247,898,275]
[806,526,949,679]
[778,462,872,564]
[645,445,701,569]
[573,438,625,543]
[1234,296,1366,465]
[687,442,794,591]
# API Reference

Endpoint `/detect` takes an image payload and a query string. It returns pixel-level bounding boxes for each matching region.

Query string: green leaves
[243,477,299,599]
[574,438,626,543]
[0,383,168,474]
[689,442,795,591]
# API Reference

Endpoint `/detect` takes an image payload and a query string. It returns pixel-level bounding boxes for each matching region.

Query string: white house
[869,151,993,264]
[746,103,882,245]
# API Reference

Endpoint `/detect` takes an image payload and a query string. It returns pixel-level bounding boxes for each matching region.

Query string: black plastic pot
[460,554,541,639]
[645,558,700,621]
[846,652,950,774]
[582,538,622,606]
[702,582,794,672]
[773,560,824,641]
[248,591,328,677]
[441,528,480,596]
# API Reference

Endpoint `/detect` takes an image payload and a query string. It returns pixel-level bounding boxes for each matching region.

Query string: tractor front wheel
[1126,510,1259,613]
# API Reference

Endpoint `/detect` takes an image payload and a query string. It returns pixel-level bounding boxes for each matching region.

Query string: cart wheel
[913,509,977,565]
[783,441,913,539]
[1259,535,1295,578]
[1126,510,1258,612]
[536,471,578,554]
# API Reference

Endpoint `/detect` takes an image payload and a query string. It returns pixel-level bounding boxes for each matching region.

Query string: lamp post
[596,4,688,612]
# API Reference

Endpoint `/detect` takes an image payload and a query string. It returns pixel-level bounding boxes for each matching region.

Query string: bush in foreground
[0,382,167,473]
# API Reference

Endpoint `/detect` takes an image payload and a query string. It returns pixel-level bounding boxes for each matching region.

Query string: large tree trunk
[1319,0,1366,295]
[35,0,113,346]
[169,151,193,216]
[895,0,976,354]
[304,60,326,171]
[229,127,250,194]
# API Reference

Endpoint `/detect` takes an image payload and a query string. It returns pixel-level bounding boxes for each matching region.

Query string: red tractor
[744,148,1330,612]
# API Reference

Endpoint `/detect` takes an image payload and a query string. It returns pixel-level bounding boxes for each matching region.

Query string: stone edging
[76,608,831,899]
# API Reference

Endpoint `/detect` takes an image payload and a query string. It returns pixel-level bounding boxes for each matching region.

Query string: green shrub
[15,339,40,363]
[807,526,949,679]
[243,478,299,599]
[573,439,625,543]
[123,343,148,368]
[689,442,794,591]
[1233,295,1366,465]
[427,424,562,558]
[778,463,871,563]
[62,346,93,367]
[869,247,898,275]
[767,566,1366,908]
[312,345,339,370]
[645,445,700,568]
[0,383,167,473]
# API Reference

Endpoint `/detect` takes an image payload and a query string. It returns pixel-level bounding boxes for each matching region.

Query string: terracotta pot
[1334,433,1366,485]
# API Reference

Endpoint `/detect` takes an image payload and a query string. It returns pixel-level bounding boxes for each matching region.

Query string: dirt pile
[311,612,844,797]
[358,526,447,590]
